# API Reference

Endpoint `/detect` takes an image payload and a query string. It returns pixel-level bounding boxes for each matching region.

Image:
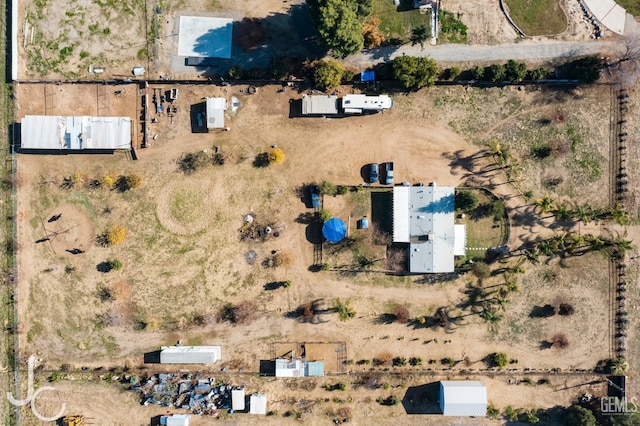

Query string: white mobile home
[159,346,221,364]
[439,381,487,416]
[250,393,267,415]
[342,94,393,114]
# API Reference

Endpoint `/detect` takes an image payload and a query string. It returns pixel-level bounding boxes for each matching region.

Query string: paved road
[343,39,625,68]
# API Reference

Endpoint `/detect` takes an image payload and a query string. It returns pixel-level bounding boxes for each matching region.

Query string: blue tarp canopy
[361,70,375,82]
[322,217,347,243]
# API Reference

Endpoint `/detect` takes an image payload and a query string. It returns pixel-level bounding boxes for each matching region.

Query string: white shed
[205,97,227,129]
[160,414,190,426]
[232,387,245,411]
[250,393,267,415]
[439,381,487,416]
[159,346,221,364]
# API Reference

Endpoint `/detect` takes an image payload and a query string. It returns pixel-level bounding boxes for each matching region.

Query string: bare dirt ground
[12,78,625,423]
[18,0,606,80]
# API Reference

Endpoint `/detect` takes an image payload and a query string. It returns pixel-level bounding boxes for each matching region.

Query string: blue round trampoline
[322,217,347,243]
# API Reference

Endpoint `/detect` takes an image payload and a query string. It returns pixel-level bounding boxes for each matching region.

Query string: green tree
[307,0,365,57]
[492,352,508,368]
[564,405,596,426]
[567,56,602,84]
[487,139,510,166]
[455,190,478,212]
[505,60,527,82]
[333,298,356,321]
[313,59,345,90]
[528,67,548,80]
[392,56,439,90]
[410,25,430,49]
[471,65,484,80]
[355,0,372,18]
[553,203,572,221]
[485,63,506,82]
[444,66,462,80]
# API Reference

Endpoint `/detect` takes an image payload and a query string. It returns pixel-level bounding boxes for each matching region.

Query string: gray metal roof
[21,115,131,151]
[301,95,339,115]
[439,381,487,416]
[393,185,458,273]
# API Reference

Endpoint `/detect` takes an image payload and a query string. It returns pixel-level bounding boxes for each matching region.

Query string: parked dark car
[369,163,379,183]
[309,184,320,208]
[385,162,394,185]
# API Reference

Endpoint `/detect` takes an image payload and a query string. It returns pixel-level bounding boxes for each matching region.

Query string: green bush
[319,209,332,222]
[320,180,337,196]
[455,190,478,212]
[336,185,349,195]
[108,259,123,271]
[493,352,509,368]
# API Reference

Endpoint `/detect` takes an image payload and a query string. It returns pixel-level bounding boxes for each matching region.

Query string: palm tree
[609,203,630,225]
[487,139,511,166]
[480,306,504,329]
[553,203,572,222]
[610,232,635,259]
[503,273,520,293]
[538,239,555,257]
[523,248,540,264]
[612,358,628,375]
[573,204,593,224]
[534,193,556,215]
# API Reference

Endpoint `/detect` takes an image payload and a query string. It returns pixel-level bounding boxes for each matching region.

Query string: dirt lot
[18,0,602,80]
[12,78,624,423]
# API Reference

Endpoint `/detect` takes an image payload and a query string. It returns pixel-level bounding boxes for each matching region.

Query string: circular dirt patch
[43,203,95,256]
[156,180,217,235]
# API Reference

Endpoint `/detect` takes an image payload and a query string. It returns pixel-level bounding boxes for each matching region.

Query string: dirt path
[343,39,624,68]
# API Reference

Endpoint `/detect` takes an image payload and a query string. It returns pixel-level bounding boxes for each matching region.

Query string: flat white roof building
[342,94,393,114]
[205,97,227,129]
[393,185,464,273]
[301,95,339,115]
[160,414,190,426]
[21,115,131,151]
[232,387,245,411]
[178,16,233,58]
[159,346,221,364]
[250,393,267,415]
[439,381,487,416]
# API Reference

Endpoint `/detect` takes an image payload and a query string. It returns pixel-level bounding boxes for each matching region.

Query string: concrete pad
[178,16,233,58]
[583,0,626,35]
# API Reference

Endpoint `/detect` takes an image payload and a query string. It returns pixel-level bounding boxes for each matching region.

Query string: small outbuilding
[205,97,227,129]
[275,359,325,377]
[439,381,487,416]
[250,393,267,415]
[232,386,246,411]
[159,346,221,364]
[160,414,190,426]
[301,95,339,115]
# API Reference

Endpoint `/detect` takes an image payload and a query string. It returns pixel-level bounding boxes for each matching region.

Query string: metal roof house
[342,94,393,114]
[275,359,324,377]
[205,97,227,129]
[301,95,339,115]
[159,346,221,364]
[393,184,465,273]
[249,393,267,415]
[160,414,190,426]
[439,381,487,416]
[20,115,131,151]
